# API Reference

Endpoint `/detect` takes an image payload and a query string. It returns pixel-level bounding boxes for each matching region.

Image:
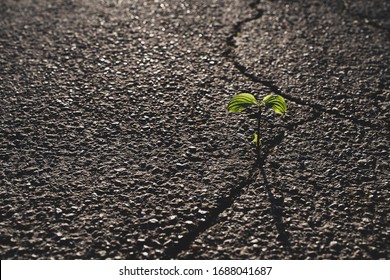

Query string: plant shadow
[256,137,292,254]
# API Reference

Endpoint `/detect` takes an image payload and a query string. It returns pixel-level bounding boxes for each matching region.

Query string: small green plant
[228,93,287,162]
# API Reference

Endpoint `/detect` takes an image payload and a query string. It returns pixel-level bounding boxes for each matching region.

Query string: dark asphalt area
[0,0,389,259]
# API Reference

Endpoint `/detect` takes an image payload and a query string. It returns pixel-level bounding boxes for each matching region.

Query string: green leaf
[252,133,262,146]
[262,94,287,115]
[228,93,259,113]
[252,133,258,143]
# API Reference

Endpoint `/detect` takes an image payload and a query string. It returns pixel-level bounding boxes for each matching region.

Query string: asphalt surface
[0,0,389,259]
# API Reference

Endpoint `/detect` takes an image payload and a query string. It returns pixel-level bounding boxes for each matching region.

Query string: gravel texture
[0,0,388,259]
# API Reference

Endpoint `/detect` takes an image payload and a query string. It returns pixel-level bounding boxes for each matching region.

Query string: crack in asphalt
[163,0,387,259]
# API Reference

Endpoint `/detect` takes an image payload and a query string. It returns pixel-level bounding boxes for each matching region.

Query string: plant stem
[256,106,261,163]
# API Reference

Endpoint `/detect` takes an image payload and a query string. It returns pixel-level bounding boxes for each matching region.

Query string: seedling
[228,93,287,162]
